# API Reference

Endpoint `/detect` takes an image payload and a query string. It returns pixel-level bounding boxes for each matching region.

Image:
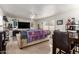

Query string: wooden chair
[52,30,75,54]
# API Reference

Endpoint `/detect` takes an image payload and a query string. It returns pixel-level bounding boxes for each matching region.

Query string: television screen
[18,22,30,29]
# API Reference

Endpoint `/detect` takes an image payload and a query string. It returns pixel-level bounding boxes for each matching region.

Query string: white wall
[37,8,79,32]
[3,7,79,32]
[7,16,39,30]
[35,17,56,34]
[49,8,79,32]
[0,8,4,31]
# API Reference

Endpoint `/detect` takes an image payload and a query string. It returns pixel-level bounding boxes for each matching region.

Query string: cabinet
[0,32,6,54]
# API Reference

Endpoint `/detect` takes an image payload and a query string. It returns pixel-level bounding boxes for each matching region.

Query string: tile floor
[6,40,50,54]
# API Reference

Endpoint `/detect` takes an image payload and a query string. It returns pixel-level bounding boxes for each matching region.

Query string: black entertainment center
[12,21,30,37]
[18,22,30,29]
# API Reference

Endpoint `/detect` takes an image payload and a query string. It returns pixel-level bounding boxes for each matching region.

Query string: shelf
[67,30,77,33]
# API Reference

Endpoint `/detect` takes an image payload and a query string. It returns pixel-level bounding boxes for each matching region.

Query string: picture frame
[57,20,63,25]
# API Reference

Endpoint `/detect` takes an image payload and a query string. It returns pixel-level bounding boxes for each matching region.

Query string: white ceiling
[0,4,77,19]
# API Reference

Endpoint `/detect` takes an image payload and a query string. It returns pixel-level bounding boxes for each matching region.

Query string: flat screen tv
[18,22,30,29]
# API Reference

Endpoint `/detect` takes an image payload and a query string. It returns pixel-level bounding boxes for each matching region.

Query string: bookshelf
[66,24,79,39]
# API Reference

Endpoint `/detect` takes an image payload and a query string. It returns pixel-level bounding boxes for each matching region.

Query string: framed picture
[57,20,63,25]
